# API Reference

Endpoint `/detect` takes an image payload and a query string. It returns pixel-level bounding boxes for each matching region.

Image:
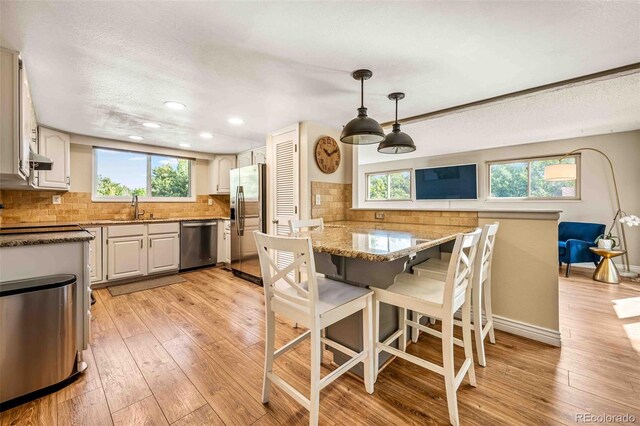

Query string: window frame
[92,147,196,202]
[486,154,581,201]
[365,168,413,202]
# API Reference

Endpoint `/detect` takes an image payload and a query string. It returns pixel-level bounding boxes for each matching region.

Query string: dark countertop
[0,230,94,248]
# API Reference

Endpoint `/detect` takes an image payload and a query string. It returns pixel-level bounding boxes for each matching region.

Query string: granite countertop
[292,221,475,262]
[0,231,94,248]
[0,216,230,228]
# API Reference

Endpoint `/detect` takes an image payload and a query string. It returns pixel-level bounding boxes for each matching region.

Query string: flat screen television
[415,164,478,200]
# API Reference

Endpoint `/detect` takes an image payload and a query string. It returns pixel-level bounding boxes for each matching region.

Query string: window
[488,155,579,200]
[93,148,194,201]
[366,170,411,201]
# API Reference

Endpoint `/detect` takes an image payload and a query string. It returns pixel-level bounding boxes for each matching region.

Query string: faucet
[131,195,145,220]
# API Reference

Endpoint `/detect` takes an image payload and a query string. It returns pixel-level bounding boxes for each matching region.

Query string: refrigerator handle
[235,186,242,236]
[239,188,245,236]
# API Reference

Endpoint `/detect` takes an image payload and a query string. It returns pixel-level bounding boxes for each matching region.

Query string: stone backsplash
[0,190,230,224]
[310,182,478,227]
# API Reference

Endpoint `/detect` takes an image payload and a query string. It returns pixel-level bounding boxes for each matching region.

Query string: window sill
[91,196,197,203]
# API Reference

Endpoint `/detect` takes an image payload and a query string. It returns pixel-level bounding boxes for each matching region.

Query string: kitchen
[1,2,639,426]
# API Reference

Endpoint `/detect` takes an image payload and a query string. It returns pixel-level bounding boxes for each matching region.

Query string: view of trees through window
[367,170,411,200]
[94,148,191,199]
[489,156,577,199]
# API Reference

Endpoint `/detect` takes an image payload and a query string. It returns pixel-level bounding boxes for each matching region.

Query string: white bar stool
[372,228,482,426]
[412,223,499,366]
[289,218,324,232]
[254,231,375,426]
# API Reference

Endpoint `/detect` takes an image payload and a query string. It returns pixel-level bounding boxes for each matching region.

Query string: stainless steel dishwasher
[1,274,85,409]
[180,220,218,270]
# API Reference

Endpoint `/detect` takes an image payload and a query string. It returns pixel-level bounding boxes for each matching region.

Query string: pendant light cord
[360,77,364,108]
[395,97,399,124]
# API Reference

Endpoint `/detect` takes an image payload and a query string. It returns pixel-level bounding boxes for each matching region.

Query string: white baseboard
[492,315,561,347]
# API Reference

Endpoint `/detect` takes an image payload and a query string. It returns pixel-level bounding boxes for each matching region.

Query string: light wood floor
[1,268,639,425]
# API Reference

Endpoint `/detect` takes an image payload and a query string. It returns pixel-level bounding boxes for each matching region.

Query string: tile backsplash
[310,182,478,227]
[0,190,230,224]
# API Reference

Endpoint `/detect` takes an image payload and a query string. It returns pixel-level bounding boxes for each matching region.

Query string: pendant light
[340,69,385,145]
[377,92,416,154]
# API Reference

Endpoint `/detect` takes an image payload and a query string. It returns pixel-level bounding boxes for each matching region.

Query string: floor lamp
[544,147,637,278]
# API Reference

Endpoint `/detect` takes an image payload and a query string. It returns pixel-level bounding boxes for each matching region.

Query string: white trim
[492,315,561,347]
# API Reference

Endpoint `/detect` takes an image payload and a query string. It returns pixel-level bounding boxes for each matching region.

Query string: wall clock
[315,136,341,174]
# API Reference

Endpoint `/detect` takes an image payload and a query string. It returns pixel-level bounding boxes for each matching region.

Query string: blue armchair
[558,221,606,277]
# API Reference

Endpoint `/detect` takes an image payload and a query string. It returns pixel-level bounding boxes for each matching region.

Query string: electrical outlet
[52,195,62,205]
[208,198,213,206]
[315,194,321,206]
[375,212,385,220]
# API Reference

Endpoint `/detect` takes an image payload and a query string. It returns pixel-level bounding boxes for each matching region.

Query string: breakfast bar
[293,221,475,376]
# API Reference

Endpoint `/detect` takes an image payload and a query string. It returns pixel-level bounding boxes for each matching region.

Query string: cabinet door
[18,63,31,178]
[148,233,180,274]
[107,236,146,280]
[217,221,226,265]
[213,155,235,194]
[253,146,266,164]
[87,227,103,283]
[237,151,252,168]
[38,127,70,189]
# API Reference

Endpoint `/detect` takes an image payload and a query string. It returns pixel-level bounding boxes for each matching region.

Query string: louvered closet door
[271,128,300,272]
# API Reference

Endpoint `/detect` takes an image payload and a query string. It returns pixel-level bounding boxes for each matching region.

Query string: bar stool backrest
[254,231,320,321]
[444,228,482,310]
[289,218,325,233]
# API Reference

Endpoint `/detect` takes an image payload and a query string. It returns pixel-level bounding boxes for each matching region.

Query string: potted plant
[595,231,619,250]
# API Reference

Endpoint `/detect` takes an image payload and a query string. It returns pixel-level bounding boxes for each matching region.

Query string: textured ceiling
[1,1,639,154]
[358,72,640,164]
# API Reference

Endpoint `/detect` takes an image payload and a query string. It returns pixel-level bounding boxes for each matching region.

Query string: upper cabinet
[210,155,236,194]
[36,127,70,190]
[253,146,266,164]
[0,48,33,185]
[237,150,252,168]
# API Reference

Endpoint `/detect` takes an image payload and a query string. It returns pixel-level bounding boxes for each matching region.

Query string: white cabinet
[107,236,147,280]
[237,150,252,168]
[210,155,236,194]
[218,219,231,265]
[36,127,70,190]
[253,146,266,164]
[0,48,32,184]
[148,234,180,273]
[148,223,180,274]
[106,225,147,281]
[86,227,103,283]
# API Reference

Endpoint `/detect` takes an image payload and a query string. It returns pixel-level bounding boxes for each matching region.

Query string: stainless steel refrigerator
[230,164,266,284]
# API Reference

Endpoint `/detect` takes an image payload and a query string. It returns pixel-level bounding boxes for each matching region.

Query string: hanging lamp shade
[340,69,385,145]
[377,92,416,154]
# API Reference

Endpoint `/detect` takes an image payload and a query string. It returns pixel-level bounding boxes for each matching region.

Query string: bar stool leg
[411,311,420,343]
[485,276,496,344]
[362,296,375,394]
[309,324,322,426]
[442,317,459,426]
[473,281,486,367]
[399,307,407,351]
[373,299,381,381]
[262,310,276,403]
[462,301,477,387]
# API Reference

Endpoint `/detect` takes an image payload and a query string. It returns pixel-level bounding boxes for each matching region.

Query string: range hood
[29,150,53,171]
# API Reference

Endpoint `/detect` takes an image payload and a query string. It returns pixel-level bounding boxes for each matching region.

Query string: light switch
[52,195,62,205]
[315,194,321,206]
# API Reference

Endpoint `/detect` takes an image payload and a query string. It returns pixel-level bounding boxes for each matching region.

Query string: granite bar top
[0,216,230,228]
[0,231,94,248]
[292,221,475,262]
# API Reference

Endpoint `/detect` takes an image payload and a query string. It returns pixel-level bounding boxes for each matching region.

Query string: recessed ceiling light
[228,117,243,125]
[142,122,161,128]
[129,135,144,140]
[179,143,191,148]
[163,101,186,110]
[199,132,213,139]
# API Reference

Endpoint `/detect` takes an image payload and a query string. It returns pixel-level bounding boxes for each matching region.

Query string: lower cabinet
[107,235,147,281]
[218,219,231,265]
[148,233,180,273]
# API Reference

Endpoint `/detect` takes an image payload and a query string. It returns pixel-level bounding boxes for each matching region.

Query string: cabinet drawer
[107,224,146,238]
[148,222,179,235]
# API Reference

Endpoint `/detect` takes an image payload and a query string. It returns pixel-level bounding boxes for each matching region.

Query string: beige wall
[299,121,353,219]
[355,131,640,266]
[479,215,560,332]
